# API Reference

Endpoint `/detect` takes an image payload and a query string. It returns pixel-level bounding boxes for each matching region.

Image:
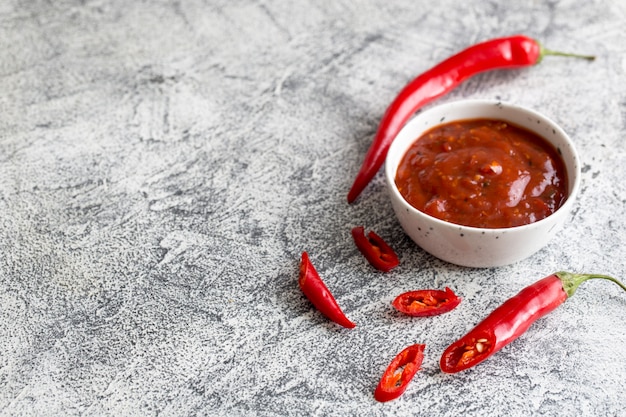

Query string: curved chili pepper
[298,252,356,328]
[347,35,595,203]
[374,343,425,402]
[392,287,461,317]
[351,226,399,272]
[440,272,626,373]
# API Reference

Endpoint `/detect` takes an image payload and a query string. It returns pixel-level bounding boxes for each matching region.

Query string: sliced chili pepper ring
[298,252,356,329]
[351,226,399,272]
[392,287,461,317]
[374,343,425,402]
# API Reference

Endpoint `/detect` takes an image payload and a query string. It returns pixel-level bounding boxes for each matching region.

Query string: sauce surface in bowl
[395,119,568,228]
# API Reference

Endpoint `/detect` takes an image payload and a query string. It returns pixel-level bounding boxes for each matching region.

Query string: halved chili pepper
[347,35,595,203]
[298,252,356,328]
[440,272,626,373]
[374,343,425,402]
[351,226,399,272]
[392,287,461,317]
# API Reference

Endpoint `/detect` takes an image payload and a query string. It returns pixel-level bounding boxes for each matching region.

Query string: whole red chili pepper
[298,252,356,328]
[347,34,595,203]
[392,287,461,317]
[440,272,626,373]
[374,343,425,402]
[351,226,399,272]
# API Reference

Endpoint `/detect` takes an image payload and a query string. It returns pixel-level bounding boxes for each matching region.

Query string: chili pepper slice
[374,343,425,402]
[351,226,399,272]
[298,252,356,328]
[392,287,461,317]
[440,272,626,373]
[347,35,595,203]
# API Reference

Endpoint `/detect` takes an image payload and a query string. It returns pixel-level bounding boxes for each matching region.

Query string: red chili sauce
[395,119,568,229]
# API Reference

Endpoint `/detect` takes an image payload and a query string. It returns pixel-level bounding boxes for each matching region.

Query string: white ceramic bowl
[385,99,581,268]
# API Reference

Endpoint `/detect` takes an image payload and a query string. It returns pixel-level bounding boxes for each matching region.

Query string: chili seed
[458,350,474,366]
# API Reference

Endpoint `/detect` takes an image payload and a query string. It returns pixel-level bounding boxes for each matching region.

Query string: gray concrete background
[1,0,625,416]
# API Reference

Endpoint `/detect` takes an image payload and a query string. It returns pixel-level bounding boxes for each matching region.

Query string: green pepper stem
[540,46,596,62]
[556,271,626,298]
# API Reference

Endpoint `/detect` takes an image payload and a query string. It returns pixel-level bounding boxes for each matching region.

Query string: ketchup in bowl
[394,119,567,229]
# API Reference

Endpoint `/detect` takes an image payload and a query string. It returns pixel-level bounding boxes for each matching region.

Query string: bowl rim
[384,98,582,233]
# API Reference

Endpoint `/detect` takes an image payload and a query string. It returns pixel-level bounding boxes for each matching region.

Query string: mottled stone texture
[1,0,625,416]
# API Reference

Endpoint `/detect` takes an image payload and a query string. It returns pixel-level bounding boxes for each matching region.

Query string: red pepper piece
[374,343,425,402]
[440,272,626,373]
[347,35,595,203]
[392,287,461,317]
[298,252,356,329]
[351,226,399,272]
